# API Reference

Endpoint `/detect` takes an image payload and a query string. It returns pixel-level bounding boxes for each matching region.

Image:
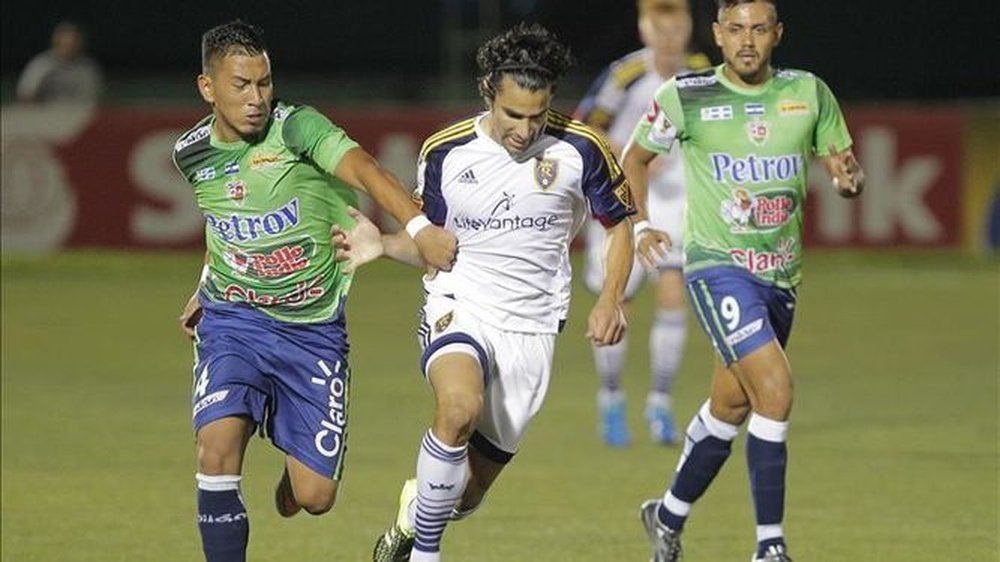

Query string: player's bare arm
[178,250,209,338]
[333,147,457,270]
[822,143,865,198]
[622,141,672,269]
[586,218,633,346]
[331,207,426,272]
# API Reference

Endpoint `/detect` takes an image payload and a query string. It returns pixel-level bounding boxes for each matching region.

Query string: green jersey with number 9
[631,64,852,288]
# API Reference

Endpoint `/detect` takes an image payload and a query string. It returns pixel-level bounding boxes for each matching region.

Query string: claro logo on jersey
[721,187,798,233]
[205,197,300,242]
[729,238,797,274]
[221,274,325,307]
[312,359,348,460]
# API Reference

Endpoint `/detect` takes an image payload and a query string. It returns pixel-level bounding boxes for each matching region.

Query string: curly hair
[201,20,267,73]
[476,23,575,101]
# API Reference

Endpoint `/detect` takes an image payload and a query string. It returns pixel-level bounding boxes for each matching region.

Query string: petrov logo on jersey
[710,152,804,185]
[205,197,300,242]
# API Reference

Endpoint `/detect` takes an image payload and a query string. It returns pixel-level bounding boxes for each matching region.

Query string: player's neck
[652,52,684,80]
[722,64,773,90]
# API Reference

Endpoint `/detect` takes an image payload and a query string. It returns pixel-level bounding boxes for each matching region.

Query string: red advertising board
[804,106,964,247]
[0,103,964,251]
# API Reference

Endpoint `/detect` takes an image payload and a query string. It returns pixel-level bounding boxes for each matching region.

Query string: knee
[711,401,751,426]
[297,483,339,516]
[754,374,794,419]
[435,394,482,442]
[197,438,242,475]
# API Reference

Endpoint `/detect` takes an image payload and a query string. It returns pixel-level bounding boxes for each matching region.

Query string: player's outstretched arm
[331,207,426,272]
[622,142,672,269]
[621,141,658,223]
[586,218,633,347]
[822,143,865,199]
[178,251,208,338]
[333,148,457,270]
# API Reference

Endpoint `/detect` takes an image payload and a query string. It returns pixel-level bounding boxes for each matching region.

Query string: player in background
[335,23,635,562]
[173,20,456,562]
[575,0,711,448]
[624,1,865,560]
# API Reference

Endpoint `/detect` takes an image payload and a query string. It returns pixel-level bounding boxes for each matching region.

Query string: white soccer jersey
[576,48,709,201]
[414,111,635,334]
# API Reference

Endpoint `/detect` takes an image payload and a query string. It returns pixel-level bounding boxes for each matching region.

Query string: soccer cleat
[372,479,417,562]
[598,390,631,447]
[274,467,300,518]
[752,544,793,562]
[645,396,679,446]
[640,499,683,562]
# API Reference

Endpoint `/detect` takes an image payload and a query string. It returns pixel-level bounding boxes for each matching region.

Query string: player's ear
[197,73,214,104]
[773,21,783,45]
[480,77,495,108]
[711,21,723,48]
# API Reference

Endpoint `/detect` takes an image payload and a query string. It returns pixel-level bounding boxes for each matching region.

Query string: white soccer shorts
[418,294,555,456]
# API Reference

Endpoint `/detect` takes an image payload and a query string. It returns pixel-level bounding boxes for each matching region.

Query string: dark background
[1,0,998,102]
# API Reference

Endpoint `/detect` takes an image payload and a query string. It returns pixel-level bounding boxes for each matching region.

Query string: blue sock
[746,413,789,556]
[196,473,248,562]
[658,401,739,531]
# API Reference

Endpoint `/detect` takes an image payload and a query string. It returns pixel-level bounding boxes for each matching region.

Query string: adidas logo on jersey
[458,168,478,184]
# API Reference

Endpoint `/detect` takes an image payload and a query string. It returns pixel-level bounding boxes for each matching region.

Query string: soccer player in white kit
[575,0,710,447]
[337,23,637,562]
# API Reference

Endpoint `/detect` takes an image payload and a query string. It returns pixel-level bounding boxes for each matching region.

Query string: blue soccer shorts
[191,298,351,480]
[685,265,797,366]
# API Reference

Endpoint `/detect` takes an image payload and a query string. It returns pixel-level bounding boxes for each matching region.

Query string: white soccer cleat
[640,499,683,562]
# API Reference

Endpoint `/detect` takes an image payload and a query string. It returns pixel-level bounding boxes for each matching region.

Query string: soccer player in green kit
[173,21,456,562]
[624,1,864,561]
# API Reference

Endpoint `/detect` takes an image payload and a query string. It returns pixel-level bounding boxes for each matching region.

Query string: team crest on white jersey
[746,120,770,146]
[534,158,559,190]
[434,311,454,333]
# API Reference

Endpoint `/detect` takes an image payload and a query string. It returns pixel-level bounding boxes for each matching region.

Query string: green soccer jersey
[632,65,852,288]
[173,100,360,323]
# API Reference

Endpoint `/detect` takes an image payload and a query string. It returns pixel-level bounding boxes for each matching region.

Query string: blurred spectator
[16,21,103,103]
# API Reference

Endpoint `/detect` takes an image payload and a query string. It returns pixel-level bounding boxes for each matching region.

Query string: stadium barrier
[1,102,996,252]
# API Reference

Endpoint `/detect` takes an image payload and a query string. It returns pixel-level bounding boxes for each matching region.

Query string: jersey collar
[715,64,773,96]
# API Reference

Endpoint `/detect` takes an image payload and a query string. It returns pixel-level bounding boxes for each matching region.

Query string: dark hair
[201,20,267,73]
[476,23,575,101]
[717,0,776,11]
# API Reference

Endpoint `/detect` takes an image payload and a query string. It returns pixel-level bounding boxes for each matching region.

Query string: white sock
[413,430,468,557]
[650,309,686,395]
[593,334,628,391]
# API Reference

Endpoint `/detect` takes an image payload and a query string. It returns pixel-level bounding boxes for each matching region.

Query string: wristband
[405,214,433,238]
[632,219,652,235]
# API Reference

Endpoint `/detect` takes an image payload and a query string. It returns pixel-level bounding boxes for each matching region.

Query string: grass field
[2,250,997,561]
